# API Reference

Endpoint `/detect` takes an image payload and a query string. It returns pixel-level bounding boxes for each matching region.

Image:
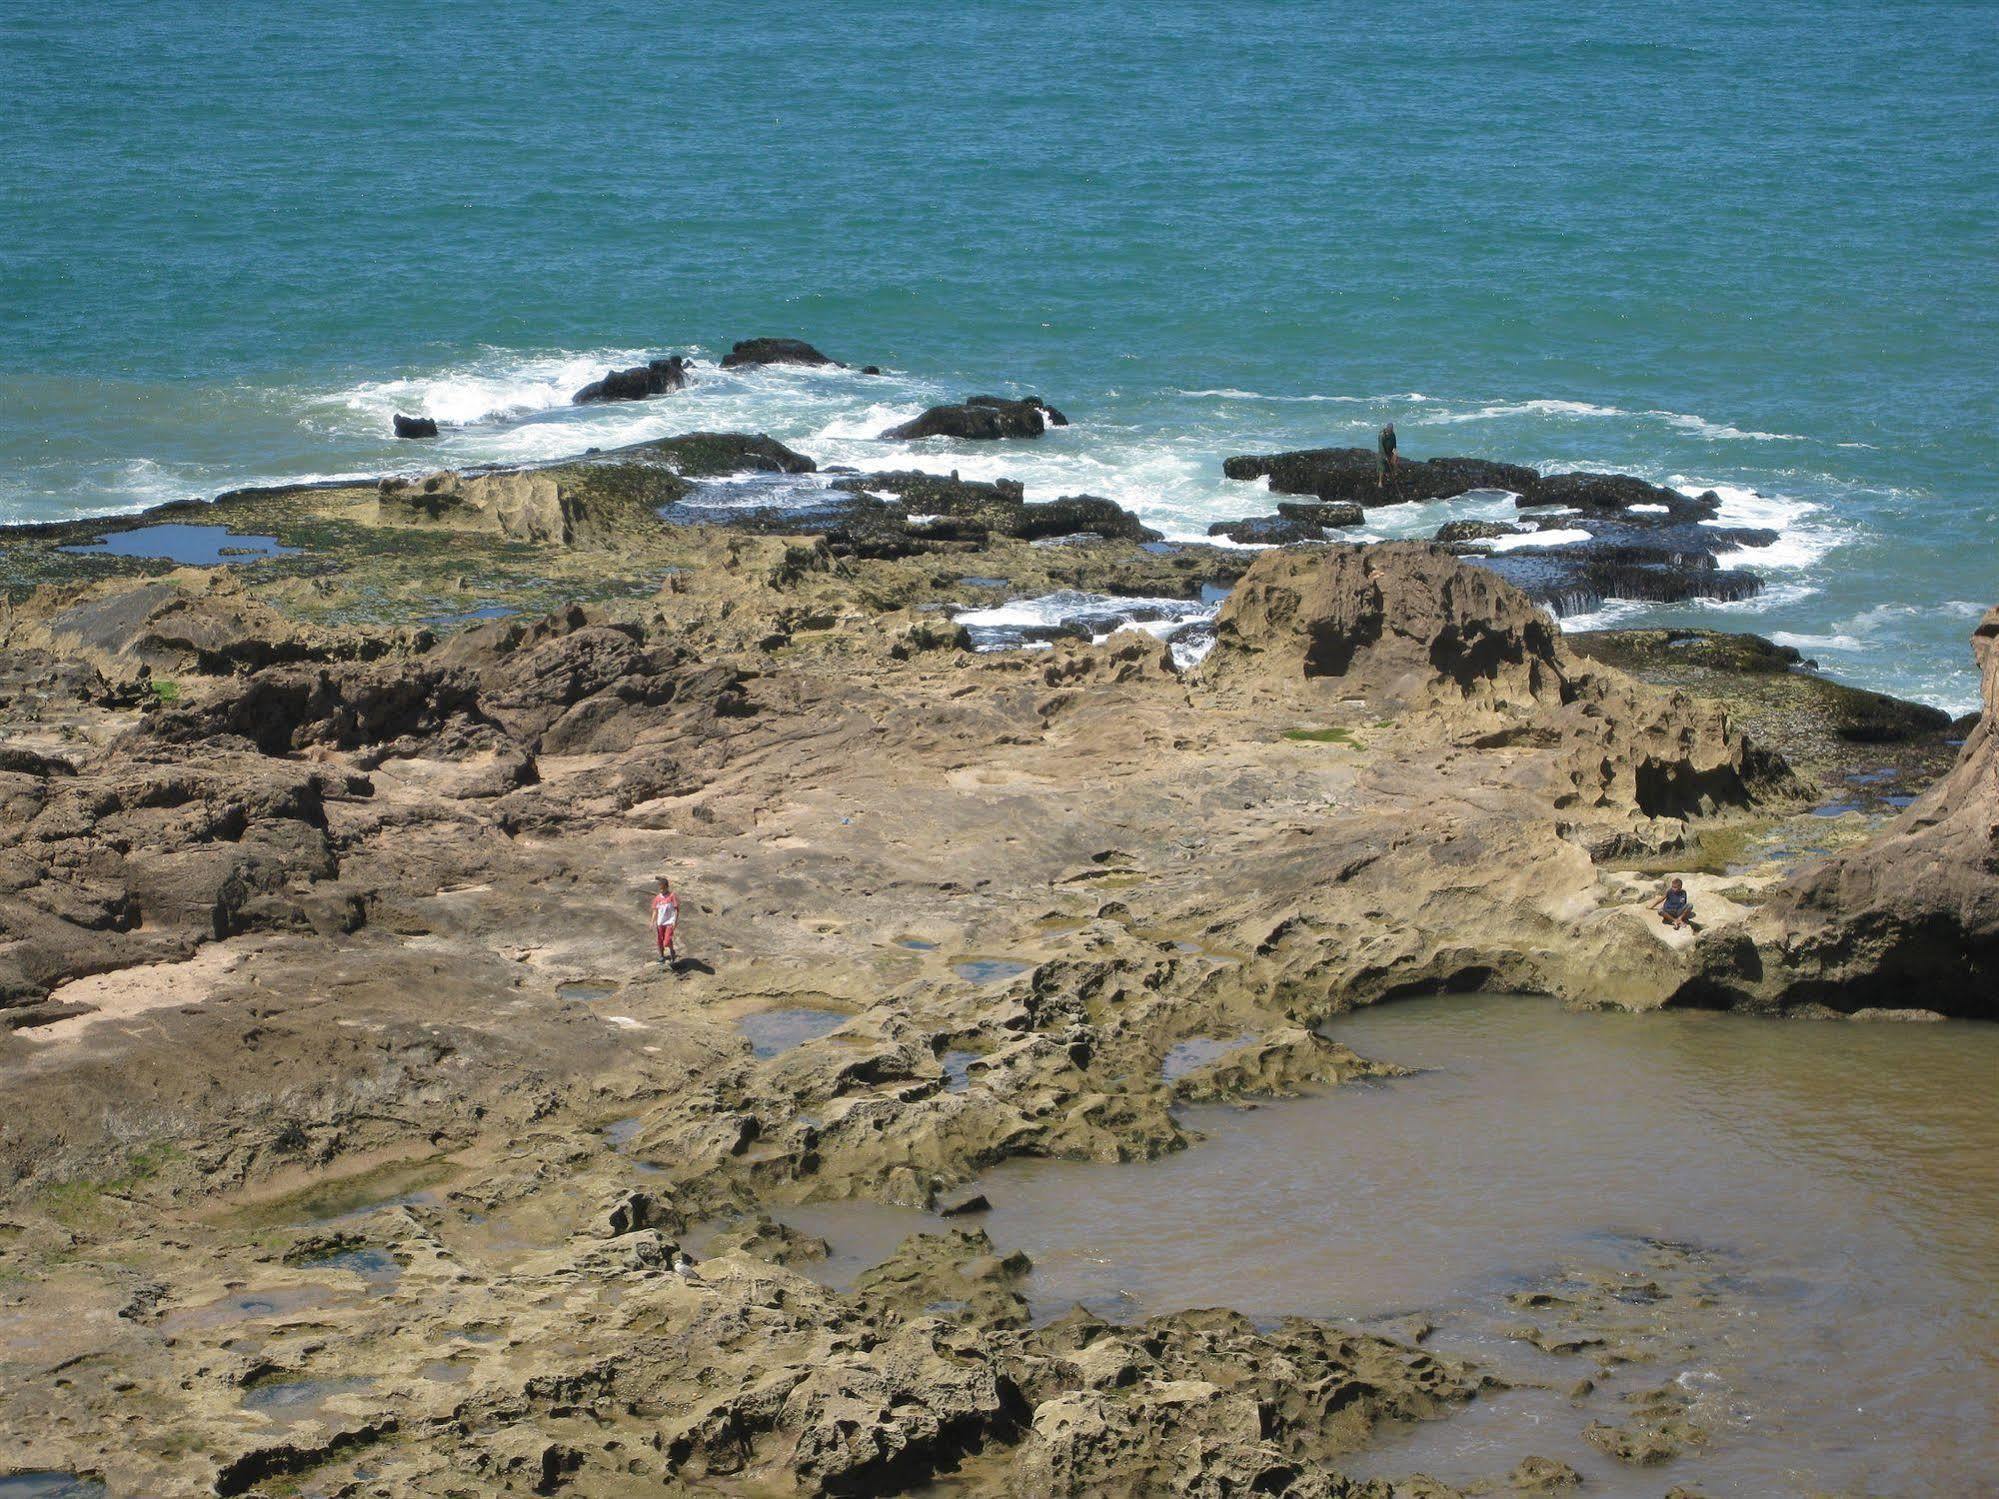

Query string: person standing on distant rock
[1377,423,1399,488]
[1652,877,1695,931]
[651,878,681,970]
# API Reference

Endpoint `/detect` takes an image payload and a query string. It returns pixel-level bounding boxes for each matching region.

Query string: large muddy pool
[783,995,1999,1495]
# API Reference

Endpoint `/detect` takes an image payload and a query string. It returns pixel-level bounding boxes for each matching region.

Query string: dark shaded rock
[572,355,690,405]
[392,413,439,439]
[1520,471,1718,517]
[882,396,1066,442]
[831,472,1158,545]
[1466,515,1769,614]
[1207,515,1325,545]
[719,337,839,369]
[1436,519,1530,545]
[1224,447,1539,509]
[1275,500,1364,528]
[860,365,883,375]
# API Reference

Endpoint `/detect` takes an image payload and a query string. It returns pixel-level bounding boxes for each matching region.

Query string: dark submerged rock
[830,472,1158,546]
[882,396,1068,442]
[620,432,816,477]
[1207,515,1327,546]
[392,414,439,439]
[572,355,691,405]
[1520,471,1719,517]
[719,338,840,369]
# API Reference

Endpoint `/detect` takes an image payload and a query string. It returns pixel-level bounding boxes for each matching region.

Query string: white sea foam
[1646,409,1805,442]
[1174,388,1434,404]
[1484,527,1594,552]
[1770,631,1863,652]
[1428,398,1629,425]
[326,347,659,428]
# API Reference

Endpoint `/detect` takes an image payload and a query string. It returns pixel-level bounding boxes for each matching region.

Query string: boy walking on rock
[651,878,680,970]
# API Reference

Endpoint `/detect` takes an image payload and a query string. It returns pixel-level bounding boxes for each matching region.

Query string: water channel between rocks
[780,993,1999,1496]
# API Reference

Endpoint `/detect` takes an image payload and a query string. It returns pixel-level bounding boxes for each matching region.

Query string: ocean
[2,0,1993,709]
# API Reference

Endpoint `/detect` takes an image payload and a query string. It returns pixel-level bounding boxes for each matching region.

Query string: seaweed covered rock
[882,396,1068,441]
[1276,500,1364,528]
[1223,447,1538,508]
[617,430,816,476]
[718,337,839,368]
[571,355,690,404]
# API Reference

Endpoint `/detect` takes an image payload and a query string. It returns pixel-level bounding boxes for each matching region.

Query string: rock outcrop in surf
[882,395,1069,441]
[1223,447,1538,508]
[571,354,691,404]
[718,337,839,368]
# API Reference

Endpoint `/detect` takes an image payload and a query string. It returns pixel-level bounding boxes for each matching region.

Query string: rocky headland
[0,409,1988,1496]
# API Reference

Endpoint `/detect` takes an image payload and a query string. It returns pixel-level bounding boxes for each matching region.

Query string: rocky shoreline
[0,406,1990,1495]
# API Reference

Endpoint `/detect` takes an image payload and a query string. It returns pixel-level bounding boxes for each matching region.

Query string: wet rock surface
[1224,447,1538,509]
[718,336,840,368]
[882,394,1069,441]
[570,353,690,404]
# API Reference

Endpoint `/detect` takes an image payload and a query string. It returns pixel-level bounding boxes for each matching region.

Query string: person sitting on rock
[651,878,681,970]
[1377,422,1398,487]
[1651,877,1695,931]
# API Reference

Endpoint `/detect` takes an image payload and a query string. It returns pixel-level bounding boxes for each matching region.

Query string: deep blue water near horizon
[3,1,1994,707]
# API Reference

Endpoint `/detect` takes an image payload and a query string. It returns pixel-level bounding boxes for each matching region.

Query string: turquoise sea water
[2,1,1994,707]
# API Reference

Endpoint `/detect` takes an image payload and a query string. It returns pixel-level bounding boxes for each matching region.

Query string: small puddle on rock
[419,1359,471,1383]
[953,958,1032,985]
[59,524,297,565]
[895,936,938,951]
[940,1050,982,1092]
[241,1156,452,1227]
[557,981,619,1003]
[603,1117,645,1150]
[243,1375,375,1422]
[159,1285,345,1333]
[1160,1034,1258,1082]
[739,1007,850,1057]
[313,1248,401,1288]
[0,1475,108,1499]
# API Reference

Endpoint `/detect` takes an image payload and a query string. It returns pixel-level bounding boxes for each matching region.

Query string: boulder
[1691,604,1999,1017]
[571,355,690,404]
[881,396,1067,441]
[1207,515,1326,546]
[375,471,579,545]
[1223,448,1538,508]
[391,413,438,439]
[718,337,839,369]
[1205,542,1797,819]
